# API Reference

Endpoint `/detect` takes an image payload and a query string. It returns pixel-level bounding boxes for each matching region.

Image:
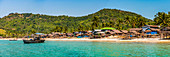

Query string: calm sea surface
[0,40,169,57]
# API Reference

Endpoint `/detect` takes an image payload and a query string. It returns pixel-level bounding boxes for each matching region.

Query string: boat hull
[23,40,45,44]
[9,40,17,41]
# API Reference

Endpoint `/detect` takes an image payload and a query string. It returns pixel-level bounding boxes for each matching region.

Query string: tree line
[0,9,169,37]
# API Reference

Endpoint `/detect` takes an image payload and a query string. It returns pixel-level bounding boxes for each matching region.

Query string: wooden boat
[9,39,17,41]
[23,40,45,44]
[23,33,45,44]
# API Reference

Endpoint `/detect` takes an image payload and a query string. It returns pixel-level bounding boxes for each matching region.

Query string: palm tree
[137,16,146,27]
[130,17,138,28]
[116,18,124,30]
[124,16,131,28]
[92,16,100,30]
[154,12,169,27]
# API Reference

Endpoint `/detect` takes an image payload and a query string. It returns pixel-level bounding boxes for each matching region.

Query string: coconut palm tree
[154,12,169,27]
[92,16,100,30]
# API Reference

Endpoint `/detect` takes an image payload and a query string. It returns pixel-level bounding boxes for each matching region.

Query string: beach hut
[129,31,141,38]
[105,31,115,35]
[161,27,170,39]
[76,34,83,38]
[85,31,93,37]
[105,31,116,38]
[130,28,142,32]
[112,30,122,36]
[121,30,128,36]
[93,29,102,35]
[91,29,104,39]
[130,28,142,38]
[144,28,160,38]
[141,25,161,38]
[66,33,74,37]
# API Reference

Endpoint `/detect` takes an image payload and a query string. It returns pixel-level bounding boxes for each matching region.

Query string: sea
[0,40,169,57]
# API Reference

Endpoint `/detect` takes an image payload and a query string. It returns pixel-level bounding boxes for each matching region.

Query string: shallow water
[0,40,169,57]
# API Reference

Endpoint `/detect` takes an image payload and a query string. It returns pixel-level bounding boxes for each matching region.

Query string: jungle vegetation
[0,8,169,37]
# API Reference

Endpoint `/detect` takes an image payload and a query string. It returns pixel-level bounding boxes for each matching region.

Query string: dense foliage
[154,12,170,27]
[0,8,169,37]
[0,29,6,36]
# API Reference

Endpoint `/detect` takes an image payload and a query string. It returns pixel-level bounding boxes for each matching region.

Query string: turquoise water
[0,40,169,57]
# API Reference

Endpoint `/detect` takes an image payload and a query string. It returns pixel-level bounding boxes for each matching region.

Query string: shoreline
[45,38,170,43]
[0,38,170,43]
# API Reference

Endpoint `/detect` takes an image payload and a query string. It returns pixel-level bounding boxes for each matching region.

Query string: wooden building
[129,28,142,38]
[161,27,170,39]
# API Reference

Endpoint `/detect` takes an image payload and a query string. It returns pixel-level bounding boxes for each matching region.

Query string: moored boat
[23,33,45,44]
[23,36,45,44]
[9,39,17,41]
[23,40,45,44]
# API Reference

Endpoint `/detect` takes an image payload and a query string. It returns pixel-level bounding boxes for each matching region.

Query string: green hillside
[0,8,153,37]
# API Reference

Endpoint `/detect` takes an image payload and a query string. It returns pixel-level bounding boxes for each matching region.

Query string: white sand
[0,38,170,43]
[45,38,170,43]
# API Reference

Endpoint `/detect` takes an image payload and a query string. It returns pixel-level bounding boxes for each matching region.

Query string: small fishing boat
[23,40,45,44]
[9,39,17,41]
[23,36,45,44]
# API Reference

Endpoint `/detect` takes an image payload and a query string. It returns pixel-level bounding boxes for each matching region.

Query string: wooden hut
[144,28,160,38]
[161,27,170,39]
[105,31,115,36]
[130,28,142,33]
[112,30,122,36]
[129,28,142,38]
[85,31,93,36]
[66,33,74,37]
[121,30,128,36]
[62,33,67,38]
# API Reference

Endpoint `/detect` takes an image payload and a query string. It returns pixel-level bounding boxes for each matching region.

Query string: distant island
[0,8,169,38]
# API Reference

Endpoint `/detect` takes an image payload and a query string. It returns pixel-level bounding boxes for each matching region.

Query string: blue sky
[0,0,169,19]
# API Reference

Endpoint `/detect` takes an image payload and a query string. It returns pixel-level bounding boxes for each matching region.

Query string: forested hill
[0,8,152,35]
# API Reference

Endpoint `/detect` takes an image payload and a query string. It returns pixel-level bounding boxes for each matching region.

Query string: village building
[120,30,128,36]
[129,28,142,38]
[112,30,122,36]
[142,25,160,38]
[161,27,170,39]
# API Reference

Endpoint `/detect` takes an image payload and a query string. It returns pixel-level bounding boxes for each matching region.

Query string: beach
[1,38,170,43]
[45,38,170,43]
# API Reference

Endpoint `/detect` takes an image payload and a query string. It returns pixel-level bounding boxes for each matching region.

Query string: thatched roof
[150,28,160,31]
[86,32,92,35]
[67,33,73,36]
[110,32,116,34]
[148,25,160,27]
[105,31,115,34]
[145,30,152,32]
[130,28,142,31]
[162,31,170,34]
[76,34,81,36]
[130,31,140,34]
[113,30,122,33]
[161,27,170,31]
[98,32,105,34]
[121,30,128,33]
